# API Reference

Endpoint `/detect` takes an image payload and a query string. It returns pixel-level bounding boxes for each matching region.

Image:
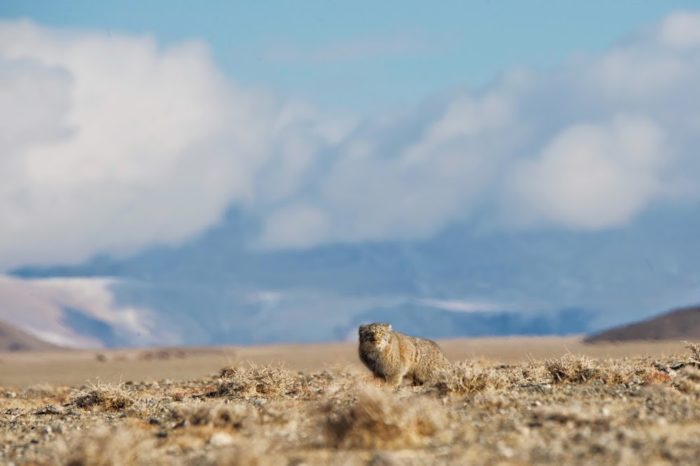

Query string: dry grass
[1,341,700,465]
[70,383,134,411]
[686,341,700,362]
[325,385,450,449]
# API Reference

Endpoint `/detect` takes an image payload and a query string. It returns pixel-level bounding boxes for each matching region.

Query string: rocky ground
[1,344,699,465]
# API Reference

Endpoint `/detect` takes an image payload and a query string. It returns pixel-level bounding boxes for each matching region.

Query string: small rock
[50,423,63,434]
[35,405,64,416]
[209,432,235,447]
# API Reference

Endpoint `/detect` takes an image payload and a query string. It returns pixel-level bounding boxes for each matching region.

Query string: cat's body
[358,323,451,387]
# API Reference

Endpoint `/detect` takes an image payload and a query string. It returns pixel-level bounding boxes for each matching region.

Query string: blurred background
[1,0,699,348]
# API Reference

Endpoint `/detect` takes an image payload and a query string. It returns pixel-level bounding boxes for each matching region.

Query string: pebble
[209,432,235,447]
[35,405,64,416]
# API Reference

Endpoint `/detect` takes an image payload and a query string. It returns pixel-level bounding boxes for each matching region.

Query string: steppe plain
[1,337,699,465]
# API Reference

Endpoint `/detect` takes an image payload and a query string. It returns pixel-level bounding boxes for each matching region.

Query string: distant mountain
[585,305,700,342]
[8,204,700,347]
[0,320,59,351]
[338,306,597,341]
[0,272,599,348]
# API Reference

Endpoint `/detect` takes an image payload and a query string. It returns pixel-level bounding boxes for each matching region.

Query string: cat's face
[358,323,392,351]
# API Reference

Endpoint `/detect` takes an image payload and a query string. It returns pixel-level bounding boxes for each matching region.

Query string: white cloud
[3,12,700,261]
[508,116,667,229]
[257,91,519,248]
[0,20,336,269]
[258,11,700,248]
[416,298,500,313]
[659,11,700,48]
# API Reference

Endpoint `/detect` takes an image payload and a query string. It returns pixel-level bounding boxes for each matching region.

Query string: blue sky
[3,0,699,111]
[1,2,700,345]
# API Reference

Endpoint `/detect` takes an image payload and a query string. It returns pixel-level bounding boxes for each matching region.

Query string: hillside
[585,305,700,342]
[0,320,58,351]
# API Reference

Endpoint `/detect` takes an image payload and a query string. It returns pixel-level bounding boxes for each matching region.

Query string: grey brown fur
[358,322,451,387]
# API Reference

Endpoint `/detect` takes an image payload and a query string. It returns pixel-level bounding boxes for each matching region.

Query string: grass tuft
[210,365,304,399]
[545,354,600,384]
[433,362,508,396]
[686,341,700,362]
[71,384,134,411]
[325,386,449,449]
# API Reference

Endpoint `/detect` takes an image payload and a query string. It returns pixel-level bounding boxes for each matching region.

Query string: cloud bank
[259,11,700,248]
[2,12,700,266]
[0,20,336,269]
[262,13,700,248]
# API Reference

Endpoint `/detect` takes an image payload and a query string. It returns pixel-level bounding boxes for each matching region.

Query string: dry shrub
[60,425,163,466]
[326,386,449,449]
[594,358,657,386]
[139,349,186,361]
[433,362,508,396]
[515,362,552,385]
[603,362,654,385]
[686,342,700,362]
[673,367,700,394]
[211,365,304,400]
[71,385,133,411]
[543,355,656,386]
[545,355,600,384]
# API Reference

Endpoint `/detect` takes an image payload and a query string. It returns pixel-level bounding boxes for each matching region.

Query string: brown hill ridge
[586,305,700,342]
[0,320,58,351]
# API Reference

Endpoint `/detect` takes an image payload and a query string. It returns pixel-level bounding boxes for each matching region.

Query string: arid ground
[1,337,699,465]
